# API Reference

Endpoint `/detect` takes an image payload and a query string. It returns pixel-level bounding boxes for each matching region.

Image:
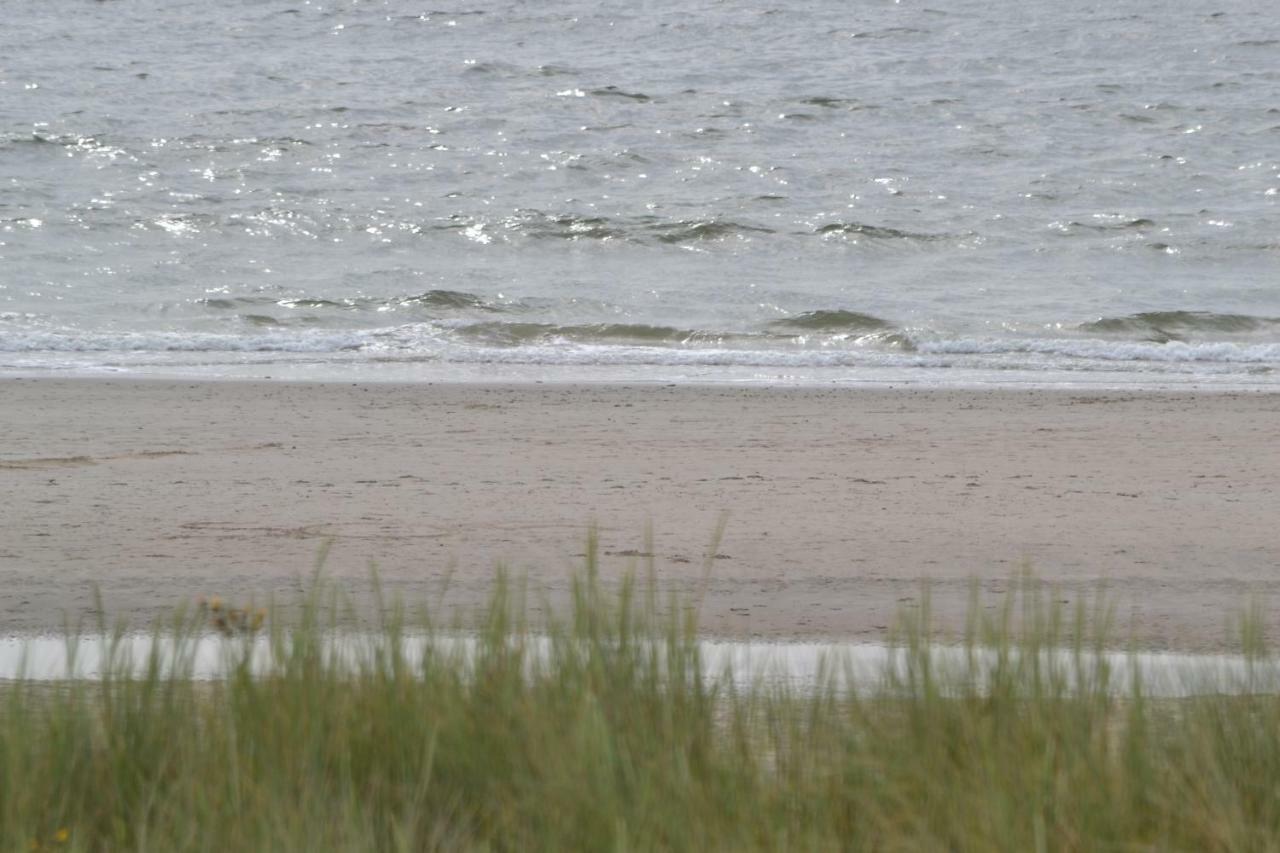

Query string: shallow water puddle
[0,634,1275,697]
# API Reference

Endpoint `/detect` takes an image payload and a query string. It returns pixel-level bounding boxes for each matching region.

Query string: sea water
[2,0,1278,386]
[4,632,1278,697]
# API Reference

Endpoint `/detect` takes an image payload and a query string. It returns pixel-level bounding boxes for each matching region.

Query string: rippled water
[2,0,1278,384]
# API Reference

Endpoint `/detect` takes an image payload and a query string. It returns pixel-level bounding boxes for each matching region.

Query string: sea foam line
[2,327,1280,370]
[918,338,1280,363]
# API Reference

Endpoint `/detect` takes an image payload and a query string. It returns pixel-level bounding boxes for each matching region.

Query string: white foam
[0,329,372,354]
[1,325,1279,383]
[919,337,1280,364]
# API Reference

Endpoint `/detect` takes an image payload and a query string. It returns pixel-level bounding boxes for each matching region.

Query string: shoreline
[3,377,1279,650]
[5,358,1279,393]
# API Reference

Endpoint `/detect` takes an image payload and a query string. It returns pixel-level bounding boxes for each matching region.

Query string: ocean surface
[2,0,1278,386]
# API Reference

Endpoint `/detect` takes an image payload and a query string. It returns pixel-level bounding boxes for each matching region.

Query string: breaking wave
[4,302,1280,379]
[198,290,509,316]
[1079,311,1280,342]
[768,310,892,332]
[3,324,1278,372]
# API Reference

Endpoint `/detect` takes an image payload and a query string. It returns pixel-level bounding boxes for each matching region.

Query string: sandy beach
[2,378,1277,650]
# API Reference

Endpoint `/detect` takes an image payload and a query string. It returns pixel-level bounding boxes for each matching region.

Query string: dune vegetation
[3,545,1280,852]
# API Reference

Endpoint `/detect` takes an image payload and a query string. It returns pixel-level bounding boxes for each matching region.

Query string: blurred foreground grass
[4,545,1280,851]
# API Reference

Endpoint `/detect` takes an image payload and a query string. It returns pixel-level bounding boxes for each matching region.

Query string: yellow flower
[53,828,70,844]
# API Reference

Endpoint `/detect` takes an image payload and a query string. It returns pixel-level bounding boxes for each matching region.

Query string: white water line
[1,634,1276,697]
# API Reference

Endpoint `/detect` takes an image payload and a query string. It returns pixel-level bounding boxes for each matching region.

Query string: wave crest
[769,310,891,332]
[1080,311,1280,342]
[816,222,949,241]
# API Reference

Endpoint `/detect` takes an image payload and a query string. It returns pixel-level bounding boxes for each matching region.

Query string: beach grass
[4,547,1280,851]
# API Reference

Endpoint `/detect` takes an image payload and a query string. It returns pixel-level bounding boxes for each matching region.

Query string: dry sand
[2,378,1278,650]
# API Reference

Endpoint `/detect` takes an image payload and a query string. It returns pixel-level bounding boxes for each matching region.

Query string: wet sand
[2,378,1278,650]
